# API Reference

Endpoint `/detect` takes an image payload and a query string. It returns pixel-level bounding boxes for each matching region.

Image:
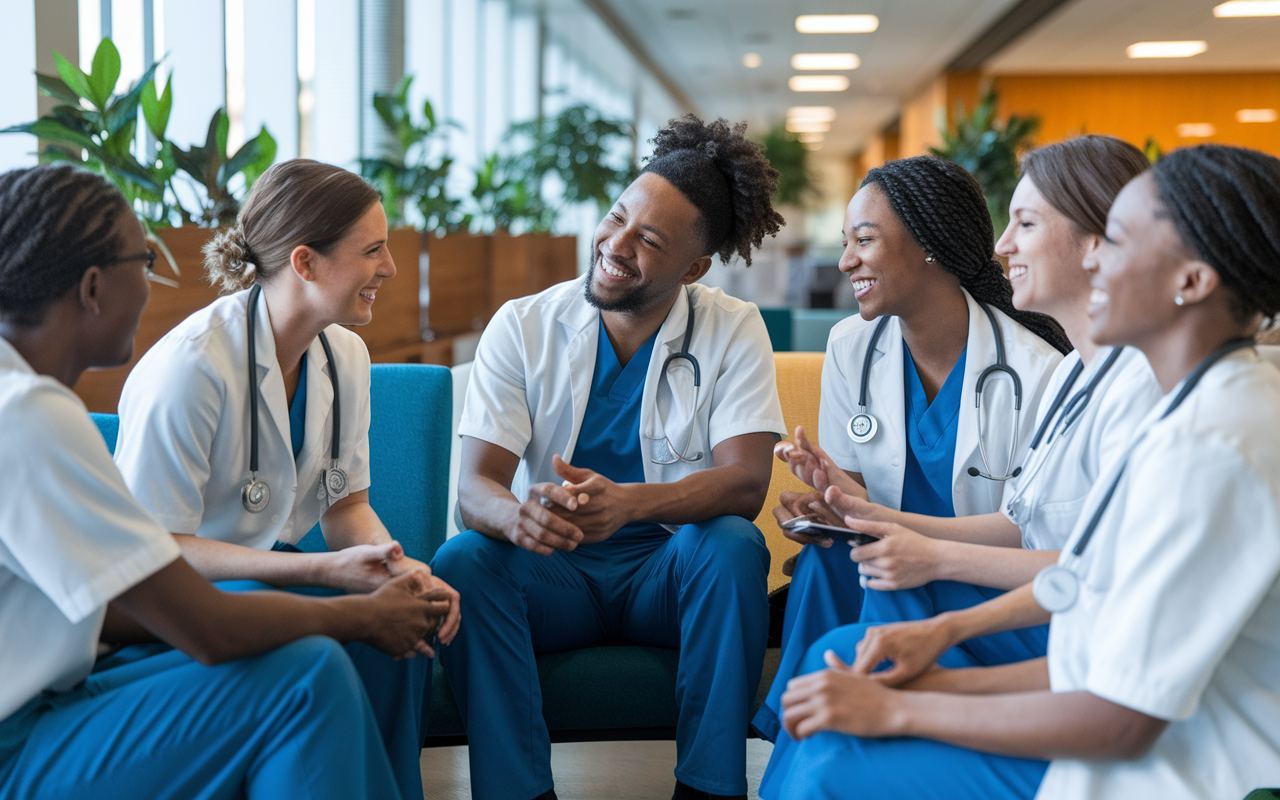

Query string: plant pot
[490,231,578,313]
[423,232,493,339]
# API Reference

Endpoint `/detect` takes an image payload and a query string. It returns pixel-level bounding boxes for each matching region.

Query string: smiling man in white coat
[431,116,788,800]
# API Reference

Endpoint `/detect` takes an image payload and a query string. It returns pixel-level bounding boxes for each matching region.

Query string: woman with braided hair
[111,158,459,800]
[0,164,453,799]
[767,145,1280,800]
[754,155,1066,745]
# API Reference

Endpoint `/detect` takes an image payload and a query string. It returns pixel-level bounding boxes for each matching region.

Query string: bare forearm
[907,657,1051,694]
[892,688,1167,761]
[100,601,159,644]
[934,542,1061,591]
[457,474,523,541]
[624,464,768,524]
[174,533,334,587]
[320,501,393,549]
[935,583,1050,646]
[878,510,1022,547]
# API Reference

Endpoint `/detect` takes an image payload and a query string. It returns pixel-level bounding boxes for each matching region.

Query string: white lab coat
[459,279,788,521]
[1039,350,1280,800]
[114,289,372,550]
[818,288,1063,516]
[1001,346,1162,550]
[0,337,179,721]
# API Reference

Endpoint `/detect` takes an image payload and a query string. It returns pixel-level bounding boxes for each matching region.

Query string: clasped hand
[331,542,461,646]
[509,454,633,555]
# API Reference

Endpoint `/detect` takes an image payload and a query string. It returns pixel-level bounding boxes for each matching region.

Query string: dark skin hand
[459,434,774,556]
[781,650,1168,761]
[104,557,453,663]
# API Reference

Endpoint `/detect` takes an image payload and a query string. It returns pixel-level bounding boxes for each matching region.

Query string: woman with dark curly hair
[431,114,788,800]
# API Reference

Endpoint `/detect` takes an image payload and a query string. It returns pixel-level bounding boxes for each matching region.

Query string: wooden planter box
[423,231,578,344]
[72,226,428,413]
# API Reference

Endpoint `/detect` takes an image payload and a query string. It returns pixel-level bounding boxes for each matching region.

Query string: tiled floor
[421,738,775,800]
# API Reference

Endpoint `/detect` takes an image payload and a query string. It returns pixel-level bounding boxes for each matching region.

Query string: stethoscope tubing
[653,287,702,464]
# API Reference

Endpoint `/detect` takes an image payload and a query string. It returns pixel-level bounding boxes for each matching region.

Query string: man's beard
[582,257,656,313]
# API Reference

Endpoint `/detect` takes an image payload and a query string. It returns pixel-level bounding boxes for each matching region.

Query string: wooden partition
[490,232,579,313]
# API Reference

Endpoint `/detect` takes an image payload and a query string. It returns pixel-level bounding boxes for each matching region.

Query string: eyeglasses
[105,250,179,288]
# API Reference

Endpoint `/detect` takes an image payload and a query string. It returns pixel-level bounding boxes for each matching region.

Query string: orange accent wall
[949,72,1280,156]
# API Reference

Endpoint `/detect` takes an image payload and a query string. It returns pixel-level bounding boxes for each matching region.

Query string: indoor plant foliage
[931,85,1040,237]
[359,75,464,235]
[760,122,819,208]
[2,37,277,234]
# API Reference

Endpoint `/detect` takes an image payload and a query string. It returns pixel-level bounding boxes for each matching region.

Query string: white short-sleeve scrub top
[0,337,179,722]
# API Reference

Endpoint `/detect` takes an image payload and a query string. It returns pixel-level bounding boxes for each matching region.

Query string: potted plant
[931,85,1040,238]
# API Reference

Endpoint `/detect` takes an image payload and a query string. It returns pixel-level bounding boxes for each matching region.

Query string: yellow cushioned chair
[753,351,825,591]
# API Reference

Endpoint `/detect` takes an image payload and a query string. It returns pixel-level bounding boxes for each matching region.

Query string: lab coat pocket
[1025,496,1088,551]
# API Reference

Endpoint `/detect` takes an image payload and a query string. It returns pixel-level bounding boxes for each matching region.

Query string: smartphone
[780,515,879,546]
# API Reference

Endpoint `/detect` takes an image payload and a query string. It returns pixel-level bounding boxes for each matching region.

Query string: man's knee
[430,529,511,584]
[676,516,770,574]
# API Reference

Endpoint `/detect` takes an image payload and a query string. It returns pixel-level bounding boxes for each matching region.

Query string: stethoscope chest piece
[242,474,271,513]
[1033,564,1080,613]
[319,465,349,502]
[847,411,878,444]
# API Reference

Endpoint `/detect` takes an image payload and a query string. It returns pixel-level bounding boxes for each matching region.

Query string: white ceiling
[990,0,1280,72]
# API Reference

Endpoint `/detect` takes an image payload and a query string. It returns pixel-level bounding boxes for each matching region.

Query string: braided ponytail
[862,156,1072,354]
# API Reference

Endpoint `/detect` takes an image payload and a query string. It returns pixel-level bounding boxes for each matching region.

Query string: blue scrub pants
[0,637,401,800]
[753,542,863,742]
[216,580,433,800]
[757,627,1048,800]
[431,516,770,800]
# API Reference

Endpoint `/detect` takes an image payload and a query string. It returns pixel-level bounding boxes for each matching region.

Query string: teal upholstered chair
[90,363,453,565]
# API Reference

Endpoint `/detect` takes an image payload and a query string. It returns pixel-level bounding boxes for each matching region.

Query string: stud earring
[925,256,936,263]
[1175,295,1185,306]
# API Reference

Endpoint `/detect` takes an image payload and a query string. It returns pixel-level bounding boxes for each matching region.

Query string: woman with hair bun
[0,163,451,799]
[770,144,1280,800]
[113,158,458,800]
[754,155,1069,745]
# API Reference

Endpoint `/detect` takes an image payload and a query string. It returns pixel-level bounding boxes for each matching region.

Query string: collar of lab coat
[554,285,695,466]
[247,289,336,483]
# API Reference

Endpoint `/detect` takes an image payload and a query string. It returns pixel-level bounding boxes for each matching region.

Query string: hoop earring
[1174,295,1185,306]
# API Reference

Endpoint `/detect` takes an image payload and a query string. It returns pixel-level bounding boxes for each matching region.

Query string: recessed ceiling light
[803,141,823,150]
[743,53,762,68]
[787,106,837,122]
[795,14,879,33]
[791,53,860,70]
[1127,40,1207,58]
[1213,1,1280,16]
[786,120,832,133]
[797,132,825,143]
[1177,123,1216,137]
[789,75,850,92]
[1238,108,1279,122]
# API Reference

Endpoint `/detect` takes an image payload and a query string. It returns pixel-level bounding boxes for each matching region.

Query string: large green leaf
[36,73,84,106]
[241,127,276,188]
[87,39,122,110]
[140,75,172,139]
[1,117,99,152]
[52,52,94,105]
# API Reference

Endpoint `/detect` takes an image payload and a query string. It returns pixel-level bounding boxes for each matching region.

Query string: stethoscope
[649,288,703,464]
[241,284,349,513]
[847,302,1024,482]
[1032,337,1255,613]
[1004,347,1126,524]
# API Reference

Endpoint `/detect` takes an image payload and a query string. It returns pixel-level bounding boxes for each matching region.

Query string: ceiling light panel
[743,53,762,68]
[795,15,879,33]
[787,106,837,122]
[1126,41,1208,58]
[796,132,824,143]
[1213,1,1280,16]
[1238,108,1279,123]
[791,53,860,70]
[789,75,850,92]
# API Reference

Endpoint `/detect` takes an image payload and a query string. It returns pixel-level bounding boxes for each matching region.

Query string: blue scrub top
[571,317,663,539]
[900,343,966,517]
[288,352,307,461]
